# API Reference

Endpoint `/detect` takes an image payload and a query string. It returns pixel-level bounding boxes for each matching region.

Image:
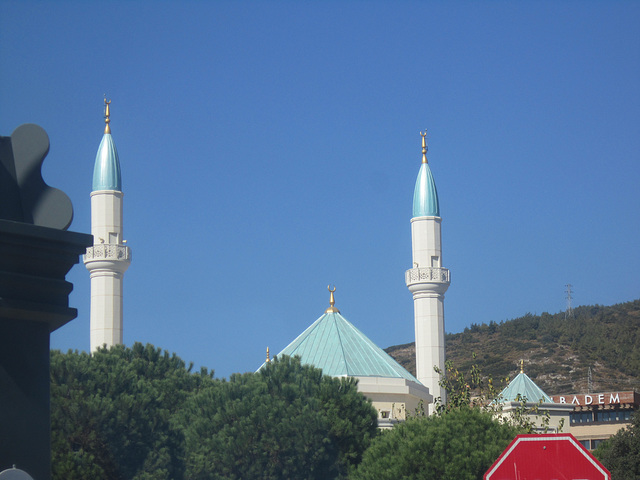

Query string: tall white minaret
[405,130,450,412]
[84,99,131,351]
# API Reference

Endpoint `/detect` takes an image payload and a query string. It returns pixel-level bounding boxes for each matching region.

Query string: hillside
[386,299,640,395]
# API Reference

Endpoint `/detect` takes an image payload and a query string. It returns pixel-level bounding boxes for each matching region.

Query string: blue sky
[1,1,638,378]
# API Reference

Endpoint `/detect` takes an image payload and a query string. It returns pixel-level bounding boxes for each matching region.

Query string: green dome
[498,372,552,403]
[274,311,420,383]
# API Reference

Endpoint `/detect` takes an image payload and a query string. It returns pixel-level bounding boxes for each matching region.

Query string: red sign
[484,434,611,480]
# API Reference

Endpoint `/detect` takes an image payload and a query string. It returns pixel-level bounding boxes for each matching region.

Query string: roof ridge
[332,313,350,375]
[344,316,412,377]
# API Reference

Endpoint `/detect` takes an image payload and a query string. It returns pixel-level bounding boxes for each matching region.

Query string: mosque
[496,360,573,433]
[260,131,450,422]
[84,100,449,422]
[85,100,579,429]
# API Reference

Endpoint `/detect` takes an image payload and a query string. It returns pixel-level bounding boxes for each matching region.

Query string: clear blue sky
[1,1,638,378]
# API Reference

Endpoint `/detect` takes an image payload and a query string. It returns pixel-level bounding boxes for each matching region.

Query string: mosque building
[265,132,448,422]
[266,287,432,426]
[80,110,447,420]
[78,104,637,439]
[495,361,573,433]
[83,100,132,352]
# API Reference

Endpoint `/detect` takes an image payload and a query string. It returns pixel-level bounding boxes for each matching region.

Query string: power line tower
[565,284,574,320]
[588,366,593,393]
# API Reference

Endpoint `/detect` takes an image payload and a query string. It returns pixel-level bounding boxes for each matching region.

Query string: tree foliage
[434,355,505,413]
[351,407,520,480]
[594,412,640,480]
[434,356,559,433]
[179,355,378,480]
[51,347,377,480]
[50,343,215,480]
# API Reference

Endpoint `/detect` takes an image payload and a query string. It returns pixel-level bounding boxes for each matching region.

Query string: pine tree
[179,355,378,480]
[594,412,640,480]
[50,343,215,480]
[351,407,520,480]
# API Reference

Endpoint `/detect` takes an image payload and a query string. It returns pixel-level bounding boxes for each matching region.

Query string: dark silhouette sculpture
[0,124,92,480]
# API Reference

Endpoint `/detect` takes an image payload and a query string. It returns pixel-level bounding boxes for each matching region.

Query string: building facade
[552,391,640,450]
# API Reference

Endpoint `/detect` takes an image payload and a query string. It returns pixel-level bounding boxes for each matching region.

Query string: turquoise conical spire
[267,288,420,382]
[412,131,440,218]
[92,99,122,192]
[497,360,553,403]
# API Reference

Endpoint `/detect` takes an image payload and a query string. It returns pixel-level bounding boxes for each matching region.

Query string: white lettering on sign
[552,391,632,407]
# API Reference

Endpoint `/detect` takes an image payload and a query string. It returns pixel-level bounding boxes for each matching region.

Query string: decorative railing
[405,267,450,285]
[85,244,131,262]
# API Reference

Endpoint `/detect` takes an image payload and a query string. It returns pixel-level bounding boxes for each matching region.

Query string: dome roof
[92,133,122,192]
[274,311,420,383]
[498,372,553,403]
[412,162,440,217]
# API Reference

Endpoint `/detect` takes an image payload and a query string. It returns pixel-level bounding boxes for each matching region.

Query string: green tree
[351,407,520,480]
[179,355,378,480]
[594,412,640,480]
[50,343,215,480]
[434,355,505,414]
[434,356,560,433]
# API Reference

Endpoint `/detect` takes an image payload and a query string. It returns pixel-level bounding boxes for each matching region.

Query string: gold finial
[325,285,340,313]
[266,347,270,363]
[520,359,524,374]
[420,130,428,164]
[104,97,111,134]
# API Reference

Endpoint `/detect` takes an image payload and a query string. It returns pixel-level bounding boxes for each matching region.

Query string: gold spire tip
[420,129,428,164]
[266,347,270,363]
[104,97,112,134]
[520,359,524,374]
[325,285,340,313]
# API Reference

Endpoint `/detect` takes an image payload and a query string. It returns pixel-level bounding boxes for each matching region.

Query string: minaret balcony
[405,267,450,287]
[84,244,132,264]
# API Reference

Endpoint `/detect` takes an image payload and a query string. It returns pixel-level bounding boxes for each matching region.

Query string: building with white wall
[84,100,131,351]
[405,131,450,411]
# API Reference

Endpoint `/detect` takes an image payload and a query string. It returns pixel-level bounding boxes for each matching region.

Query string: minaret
[84,99,131,351]
[405,130,450,411]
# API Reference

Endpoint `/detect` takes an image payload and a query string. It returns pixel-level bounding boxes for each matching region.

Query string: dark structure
[0,124,92,480]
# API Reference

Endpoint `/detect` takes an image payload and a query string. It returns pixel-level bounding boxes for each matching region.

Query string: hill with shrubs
[386,299,640,395]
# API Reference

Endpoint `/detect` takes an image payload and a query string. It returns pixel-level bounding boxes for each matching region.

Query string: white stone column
[406,215,450,412]
[84,190,130,351]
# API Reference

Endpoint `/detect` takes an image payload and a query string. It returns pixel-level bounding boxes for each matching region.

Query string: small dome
[412,162,440,217]
[92,133,122,191]
[498,372,553,403]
